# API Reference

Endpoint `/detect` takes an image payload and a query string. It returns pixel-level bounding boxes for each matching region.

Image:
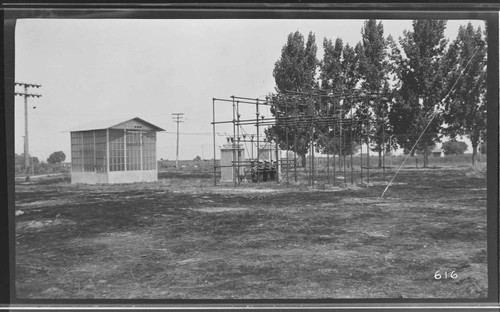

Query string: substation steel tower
[211,90,389,188]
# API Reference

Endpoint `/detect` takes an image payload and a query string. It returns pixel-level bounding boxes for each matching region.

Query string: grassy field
[14,165,487,299]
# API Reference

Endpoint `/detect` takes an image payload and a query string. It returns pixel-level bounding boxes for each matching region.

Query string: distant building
[69,117,164,184]
[431,148,443,157]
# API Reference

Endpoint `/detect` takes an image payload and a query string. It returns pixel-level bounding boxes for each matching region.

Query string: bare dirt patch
[17,199,76,209]
[193,207,249,213]
[15,167,488,299]
[17,218,76,230]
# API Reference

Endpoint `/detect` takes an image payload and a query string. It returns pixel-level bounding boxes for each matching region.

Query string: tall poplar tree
[442,23,487,165]
[317,38,362,165]
[268,31,318,167]
[389,20,448,167]
[358,19,391,167]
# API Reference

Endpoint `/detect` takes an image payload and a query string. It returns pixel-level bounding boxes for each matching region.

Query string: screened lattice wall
[71,129,157,173]
[71,132,84,171]
[109,129,125,171]
[71,130,107,172]
[95,130,107,172]
[142,132,156,170]
[126,131,141,171]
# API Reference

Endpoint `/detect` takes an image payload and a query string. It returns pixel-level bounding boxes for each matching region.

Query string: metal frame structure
[211,90,389,188]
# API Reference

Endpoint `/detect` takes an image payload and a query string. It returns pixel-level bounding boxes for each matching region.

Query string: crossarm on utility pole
[172,113,185,169]
[15,82,42,182]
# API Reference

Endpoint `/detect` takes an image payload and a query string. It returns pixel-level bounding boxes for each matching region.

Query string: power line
[161,132,212,136]
[172,112,184,168]
[15,81,42,181]
[160,131,246,136]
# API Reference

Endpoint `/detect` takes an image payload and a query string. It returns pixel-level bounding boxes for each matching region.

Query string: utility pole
[15,82,41,182]
[172,113,184,169]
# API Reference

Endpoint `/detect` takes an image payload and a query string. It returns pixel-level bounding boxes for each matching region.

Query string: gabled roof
[68,117,165,132]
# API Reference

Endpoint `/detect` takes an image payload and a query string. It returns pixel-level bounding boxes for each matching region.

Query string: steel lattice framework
[211,88,392,188]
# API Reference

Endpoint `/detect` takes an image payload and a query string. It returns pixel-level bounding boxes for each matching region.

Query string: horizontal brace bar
[213,97,272,106]
[212,116,382,125]
[15,93,42,97]
[230,95,269,102]
[15,82,42,88]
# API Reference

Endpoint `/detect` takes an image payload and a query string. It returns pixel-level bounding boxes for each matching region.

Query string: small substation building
[69,117,165,184]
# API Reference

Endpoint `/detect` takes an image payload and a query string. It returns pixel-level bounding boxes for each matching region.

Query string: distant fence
[272,153,487,186]
[158,159,219,171]
[308,153,486,171]
[15,162,71,176]
[16,154,481,179]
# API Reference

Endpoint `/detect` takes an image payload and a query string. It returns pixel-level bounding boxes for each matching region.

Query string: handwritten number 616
[434,270,457,280]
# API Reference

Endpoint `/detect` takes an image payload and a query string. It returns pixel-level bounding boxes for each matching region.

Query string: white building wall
[71,170,158,184]
[220,144,245,182]
[108,170,157,183]
[71,171,109,184]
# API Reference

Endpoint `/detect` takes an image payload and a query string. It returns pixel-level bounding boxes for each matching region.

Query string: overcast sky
[14,19,485,162]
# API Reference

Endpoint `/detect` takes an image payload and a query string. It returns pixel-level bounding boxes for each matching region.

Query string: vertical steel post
[93,131,96,171]
[360,110,364,183]
[304,100,309,185]
[326,93,330,184]
[212,98,217,186]
[250,136,254,160]
[294,119,297,183]
[382,108,386,181]
[232,97,236,186]
[285,98,290,187]
[350,119,353,184]
[237,101,240,186]
[256,99,260,184]
[342,108,346,184]
[310,94,315,188]
[275,133,280,185]
[327,148,330,184]
[360,135,363,183]
[367,121,370,184]
[333,116,336,186]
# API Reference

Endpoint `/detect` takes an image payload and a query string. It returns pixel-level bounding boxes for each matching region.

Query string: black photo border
[1,2,499,311]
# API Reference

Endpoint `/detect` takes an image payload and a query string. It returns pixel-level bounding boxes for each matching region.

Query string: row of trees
[268,20,487,167]
[15,151,67,174]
